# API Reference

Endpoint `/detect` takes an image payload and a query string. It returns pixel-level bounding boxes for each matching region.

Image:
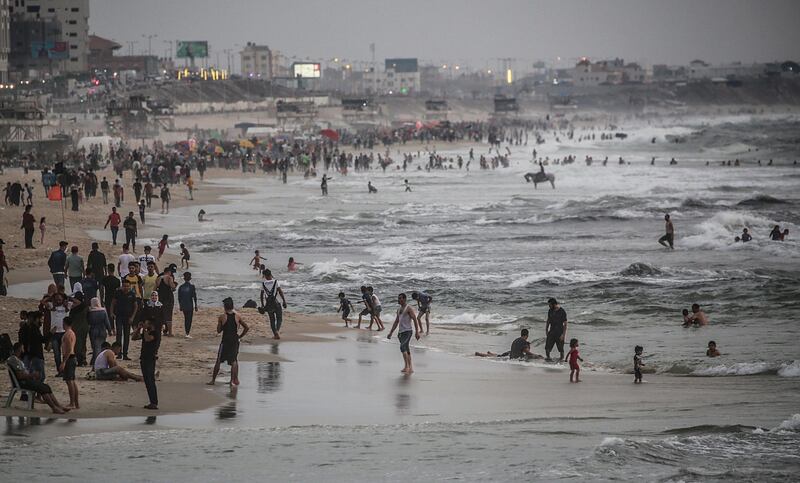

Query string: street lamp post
[142,34,158,56]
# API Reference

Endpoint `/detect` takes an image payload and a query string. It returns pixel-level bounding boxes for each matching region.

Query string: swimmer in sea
[741,228,752,242]
[706,340,721,357]
[682,308,693,326]
[287,257,302,272]
[688,303,709,326]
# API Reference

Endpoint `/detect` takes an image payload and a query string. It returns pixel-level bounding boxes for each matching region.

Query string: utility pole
[370,42,376,96]
[142,34,158,56]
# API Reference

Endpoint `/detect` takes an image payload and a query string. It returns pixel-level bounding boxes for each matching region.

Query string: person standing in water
[545,298,568,362]
[387,293,421,374]
[208,297,249,386]
[320,174,330,196]
[658,214,674,249]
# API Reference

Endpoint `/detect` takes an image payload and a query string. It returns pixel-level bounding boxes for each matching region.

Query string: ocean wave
[681,210,791,250]
[436,312,514,327]
[737,194,788,206]
[508,269,612,288]
[690,360,799,377]
[619,262,663,277]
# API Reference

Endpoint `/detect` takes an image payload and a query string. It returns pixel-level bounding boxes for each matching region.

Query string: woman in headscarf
[88,297,113,366]
[138,291,165,335]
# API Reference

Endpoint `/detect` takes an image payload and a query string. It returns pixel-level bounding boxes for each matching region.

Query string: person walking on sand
[411,291,433,335]
[104,206,121,245]
[160,184,171,214]
[123,212,138,252]
[208,297,249,386]
[113,179,123,208]
[21,204,36,248]
[658,213,674,249]
[47,241,68,288]
[387,293,421,374]
[260,269,287,339]
[566,338,584,383]
[100,177,110,204]
[156,264,177,336]
[39,217,46,245]
[133,318,159,410]
[138,199,146,224]
[545,298,568,362]
[60,317,79,409]
[178,271,198,338]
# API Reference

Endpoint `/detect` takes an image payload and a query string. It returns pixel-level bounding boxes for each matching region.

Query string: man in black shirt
[123,212,138,252]
[101,263,120,312]
[545,298,568,361]
[111,279,138,360]
[86,242,107,281]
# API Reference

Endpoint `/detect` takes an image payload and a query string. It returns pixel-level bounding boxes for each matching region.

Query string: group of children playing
[559,338,722,384]
[157,235,190,270]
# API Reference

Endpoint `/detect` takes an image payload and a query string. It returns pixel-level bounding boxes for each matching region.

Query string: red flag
[48,185,62,201]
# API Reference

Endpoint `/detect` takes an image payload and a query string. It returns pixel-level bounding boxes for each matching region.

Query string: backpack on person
[261,280,279,312]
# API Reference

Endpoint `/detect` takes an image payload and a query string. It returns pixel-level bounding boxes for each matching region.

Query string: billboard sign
[176,41,209,59]
[31,41,69,60]
[292,62,321,78]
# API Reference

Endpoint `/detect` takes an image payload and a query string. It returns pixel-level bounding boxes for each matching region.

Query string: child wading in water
[337,291,354,327]
[180,243,190,269]
[157,235,169,260]
[566,338,584,382]
[250,250,262,271]
[634,345,645,383]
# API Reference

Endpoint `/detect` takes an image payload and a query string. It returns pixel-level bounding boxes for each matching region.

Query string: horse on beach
[524,172,556,189]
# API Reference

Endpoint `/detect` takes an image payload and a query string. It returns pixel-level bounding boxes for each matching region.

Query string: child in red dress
[566,338,584,383]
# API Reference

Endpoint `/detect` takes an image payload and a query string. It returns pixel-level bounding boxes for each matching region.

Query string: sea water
[3,113,799,481]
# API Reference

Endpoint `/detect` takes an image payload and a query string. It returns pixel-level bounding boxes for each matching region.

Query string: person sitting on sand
[197,209,207,222]
[6,342,71,414]
[94,341,143,381]
[688,303,709,326]
[475,328,542,360]
[209,297,249,386]
[706,341,721,357]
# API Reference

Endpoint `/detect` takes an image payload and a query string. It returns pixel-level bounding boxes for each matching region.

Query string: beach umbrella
[320,129,340,142]
[239,139,255,149]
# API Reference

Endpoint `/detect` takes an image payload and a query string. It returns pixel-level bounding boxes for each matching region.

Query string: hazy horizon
[91,0,800,70]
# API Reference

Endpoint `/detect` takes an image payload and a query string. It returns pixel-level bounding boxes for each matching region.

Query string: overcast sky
[91,0,800,70]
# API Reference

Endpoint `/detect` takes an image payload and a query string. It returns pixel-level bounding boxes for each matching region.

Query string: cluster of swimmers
[734,225,789,243]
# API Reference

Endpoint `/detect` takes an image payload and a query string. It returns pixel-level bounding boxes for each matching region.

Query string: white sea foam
[773,414,800,432]
[777,360,800,377]
[436,312,513,327]
[691,360,799,377]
